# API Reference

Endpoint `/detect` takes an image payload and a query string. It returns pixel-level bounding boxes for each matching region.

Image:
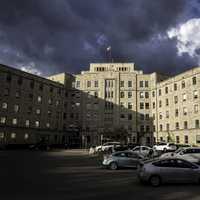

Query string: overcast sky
[0,0,200,76]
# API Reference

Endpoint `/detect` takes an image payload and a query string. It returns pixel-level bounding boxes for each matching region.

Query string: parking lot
[0,150,200,200]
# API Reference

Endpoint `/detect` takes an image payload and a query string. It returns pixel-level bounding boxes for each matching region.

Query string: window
[87,81,91,88]
[29,93,33,100]
[14,105,19,113]
[49,86,53,93]
[48,98,52,105]
[176,122,179,130]
[120,91,124,98]
[120,81,124,87]
[128,91,132,98]
[4,88,9,96]
[140,114,144,120]
[76,81,80,88]
[160,124,163,131]
[192,77,197,85]
[181,81,185,89]
[128,81,132,87]
[195,120,199,128]
[185,135,189,144]
[174,83,177,91]
[38,96,42,103]
[15,91,20,98]
[39,83,43,91]
[0,132,4,139]
[139,81,143,87]
[17,77,23,85]
[140,125,145,132]
[159,100,162,108]
[35,121,40,128]
[166,111,169,118]
[12,118,17,125]
[146,126,150,132]
[174,96,178,104]
[94,81,98,87]
[30,81,34,89]
[140,102,144,109]
[128,103,132,109]
[6,73,12,82]
[152,102,155,109]
[183,107,187,115]
[36,109,41,115]
[94,91,98,98]
[194,104,198,113]
[46,123,50,128]
[166,123,170,131]
[159,113,162,119]
[145,81,149,87]
[165,87,168,94]
[175,109,179,117]
[140,92,144,98]
[159,89,162,96]
[120,102,124,108]
[182,93,187,101]
[194,90,198,99]
[145,103,150,109]
[166,99,169,106]
[56,100,59,106]
[2,102,8,109]
[0,117,6,124]
[145,114,150,120]
[145,92,149,98]
[24,133,29,140]
[184,121,188,129]
[120,114,125,119]
[25,120,30,127]
[11,133,16,139]
[128,114,132,120]
[176,136,180,144]
[152,91,155,97]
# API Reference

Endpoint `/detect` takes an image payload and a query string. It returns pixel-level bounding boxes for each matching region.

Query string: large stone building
[1,62,200,147]
[0,64,66,146]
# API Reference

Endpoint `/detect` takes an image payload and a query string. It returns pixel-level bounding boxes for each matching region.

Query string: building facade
[1,62,200,147]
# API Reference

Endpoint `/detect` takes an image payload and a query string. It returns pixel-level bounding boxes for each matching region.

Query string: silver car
[138,158,200,186]
[102,151,144,170]
[160,147,200,165]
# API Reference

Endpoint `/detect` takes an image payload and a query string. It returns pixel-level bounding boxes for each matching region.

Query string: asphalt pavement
[0,149,199,200]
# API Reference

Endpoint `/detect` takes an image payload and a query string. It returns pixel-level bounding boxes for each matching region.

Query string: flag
[106,46,111,51]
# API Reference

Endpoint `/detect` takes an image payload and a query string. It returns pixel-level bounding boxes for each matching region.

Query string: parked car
[132,146,153,157]
[95,142,121,152]
[160,147,200,165]
[114,144,129,152]
[153,142,177,152]
[138,158,200,186]
[176,144,191,149]
[102,150,144,170]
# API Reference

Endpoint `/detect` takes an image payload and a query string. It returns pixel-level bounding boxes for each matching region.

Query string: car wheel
[110,162,118,170]
[149,175,161,187]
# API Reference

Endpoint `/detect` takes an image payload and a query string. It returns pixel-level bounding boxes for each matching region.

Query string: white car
[132,146,153,157]
[160,147,200,165]
[153,142,177,152]
[95,142,121,152]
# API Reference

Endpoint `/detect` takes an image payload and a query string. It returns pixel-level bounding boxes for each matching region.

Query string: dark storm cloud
[0,0,197,75]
